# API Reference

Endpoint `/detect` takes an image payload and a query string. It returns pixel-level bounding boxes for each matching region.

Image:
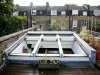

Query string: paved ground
[0,64,100,75]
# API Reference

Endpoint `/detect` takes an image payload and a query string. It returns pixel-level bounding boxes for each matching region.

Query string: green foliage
[0,0,27,37]
[95,20,100,32]
[0,0,14,16]
[40,49,47,64]
[49,22,59,31]
[0,16,27,37]
[39,49,59,64]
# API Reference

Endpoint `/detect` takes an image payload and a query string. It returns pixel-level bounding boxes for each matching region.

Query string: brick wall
[30,16,100,31]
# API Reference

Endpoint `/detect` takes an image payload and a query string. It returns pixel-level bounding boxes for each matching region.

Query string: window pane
[72,10,78,15]
[61,11,66,15]
[31,10,36,15]
[83,11,87,16]
[40,11,42,14]
[94,10,100,16]
[73,20,78,27]
[24,12,26,15]
[51,10,57,15]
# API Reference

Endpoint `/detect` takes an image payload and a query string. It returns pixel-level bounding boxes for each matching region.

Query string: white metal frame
[7,31,93,58]
[57,35,63,57]
[32,35,43,57]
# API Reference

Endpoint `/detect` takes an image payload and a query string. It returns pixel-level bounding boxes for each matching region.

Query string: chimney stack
[30,2,33,8]
[46,2,49,8]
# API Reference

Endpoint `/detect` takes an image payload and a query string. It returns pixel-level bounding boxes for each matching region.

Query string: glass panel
[61,11,66,15]
[83,11,87,16]
[24,12,26,16]
[59,34,73,37]
[44,34,56,37]
[38,48,59,54]
[94,10,100,16]
[72,10,78,15]
[40,11,42,14]
[73,20,78,27]
[36,37,59,55]
[51,10,57,15]
[31,10,36,15]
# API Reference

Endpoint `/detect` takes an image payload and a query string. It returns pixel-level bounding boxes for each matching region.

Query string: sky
[14,0,100,6]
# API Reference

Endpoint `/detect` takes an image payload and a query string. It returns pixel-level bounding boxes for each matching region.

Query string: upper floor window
[83,11,87,16]
[61,11,66,16]
[13,11,19,16]
[72,10,78,15]
[93,10,100,16]
[51,10,57,15]
[40,11,42,15]
[24,12,26,16]
[31,10,36,15]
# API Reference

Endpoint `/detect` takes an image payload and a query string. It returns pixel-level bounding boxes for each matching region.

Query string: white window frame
[61,11,66,16]
[72,10,78,15]
[32,21,36,27]
[31,10,37,15]
[83,11,87,16]
[93,10,100,16]
[13,11,19,16]
[73,20,78,27]
[51,10,57,15]
[24,12,26,16]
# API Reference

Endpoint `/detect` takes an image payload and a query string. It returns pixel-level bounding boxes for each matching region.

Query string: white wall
[72,41,86,54]
[11,41,28,53]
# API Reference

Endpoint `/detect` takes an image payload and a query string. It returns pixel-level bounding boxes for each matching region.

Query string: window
[13,11,19,16]
[83,11,87,16]
[51,10,57,15]
[93,10,100,16]
[72,10,78,15]
[31,10,37,15]
[61,11,66,16]
[51,19,56,24]
[40,11,42,15]
[32,21,36,27]
[61,26,66,31]
[73,20,78,27]
[24,12,26,16]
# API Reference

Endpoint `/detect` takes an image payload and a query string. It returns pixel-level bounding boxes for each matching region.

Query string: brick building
[13,2,100,33]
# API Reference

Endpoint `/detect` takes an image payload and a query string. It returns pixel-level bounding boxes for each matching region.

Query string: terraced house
[13,2,100,33]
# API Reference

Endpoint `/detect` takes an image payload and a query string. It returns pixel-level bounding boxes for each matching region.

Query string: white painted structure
[4,31,96,66]
[93,10,100,16]
[83,11,87,16]
[72,10,78,15]
[51,10,57,15]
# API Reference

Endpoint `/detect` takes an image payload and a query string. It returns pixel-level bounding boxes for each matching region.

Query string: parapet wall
[0,26,40,63]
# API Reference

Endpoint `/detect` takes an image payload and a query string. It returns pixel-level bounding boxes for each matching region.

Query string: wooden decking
[95,60,100,68]
[0,64,100,75]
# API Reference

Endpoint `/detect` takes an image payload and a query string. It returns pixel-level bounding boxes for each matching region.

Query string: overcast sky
[14,0,100,6]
